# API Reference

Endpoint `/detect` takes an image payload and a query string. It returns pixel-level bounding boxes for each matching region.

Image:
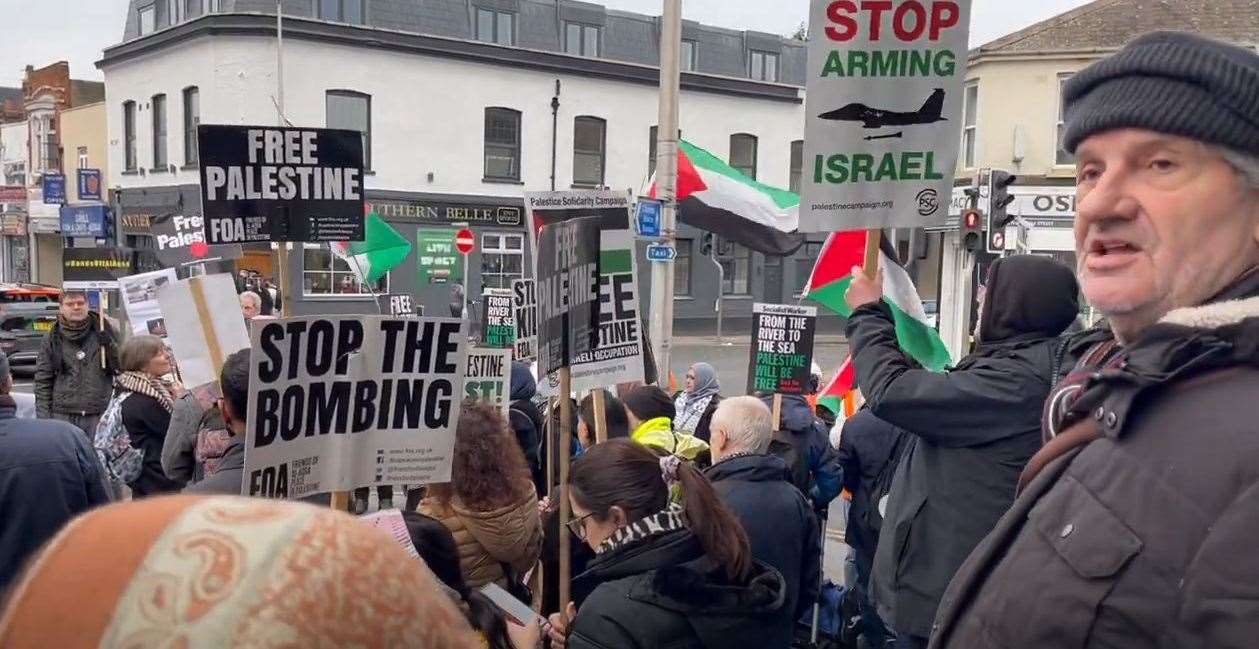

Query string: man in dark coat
[705,395,821,641]
[931,32,1259,649]
[34,290,121,436]
[759,393,843,511]
[0,351,112,590]
[843,254,1079,649]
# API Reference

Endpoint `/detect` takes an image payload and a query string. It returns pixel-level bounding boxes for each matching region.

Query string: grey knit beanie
[1063,31,1259,154]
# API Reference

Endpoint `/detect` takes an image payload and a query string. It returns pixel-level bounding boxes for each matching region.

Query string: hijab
[0,495,480,649]
[683,363,720,408]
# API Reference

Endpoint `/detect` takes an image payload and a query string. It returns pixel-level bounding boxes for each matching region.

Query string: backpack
[190,384,231,478]
[93,391,143,486]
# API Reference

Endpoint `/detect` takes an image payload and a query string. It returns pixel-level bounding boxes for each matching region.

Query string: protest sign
[243,316,468,499]
[380,293,419,316]
[525,191,646,395]
[197,125,365,244]
[747,303,817,395]
[482,289,515,348]
[157,274,250,388]
[63,248,134,290]
[800,0,972,232]
[417,229,462,284]
[150,213,244,268]
[511,279,537,361]
[465,347,511,418]
[119,268,178,336]
[536,216,602,378]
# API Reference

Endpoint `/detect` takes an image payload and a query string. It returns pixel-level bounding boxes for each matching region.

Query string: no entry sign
[455,229,475,255]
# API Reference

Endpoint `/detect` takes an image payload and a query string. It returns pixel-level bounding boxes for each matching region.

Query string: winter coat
[930,271,1259,649]
[630,416,710,464]
[507,362,545,494]
[760,393,843,509]
[419,489,542,589]
[184,436,245,495]
[835,409,911,582]
[161,390,204,486]
[845,255,1078,638]
[568,529,788,649]
[120,392,182,498]
[33,313,120,418]
[0,396,111,590]
[706,453,821,629]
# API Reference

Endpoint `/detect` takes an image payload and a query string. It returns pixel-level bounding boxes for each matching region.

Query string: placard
[464,347,511,418]
[417,228,462,285]
[747,303,817,395]
[380,293,419,316]
[119,268,178,337]
[63,248,134,290]
[536,216,602,378]
[197,125,365,244]
[157,274,250,388]
[481,289,515,348]
[151,213,244,268]
[511,279,537,361]
[800,0,972,232]
[243,316,468,499]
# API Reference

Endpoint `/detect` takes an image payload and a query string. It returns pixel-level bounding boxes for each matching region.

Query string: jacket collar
[1159,295,1259,329]
[705,453,790,484]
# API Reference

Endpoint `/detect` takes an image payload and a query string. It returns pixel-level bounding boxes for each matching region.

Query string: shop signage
[59,204,108,238]
[372,200,524,227]
[0,213,26,237]
[63,247,134,290]
[42,173,65,204]
[417,229,462,285]
[0,186,26,203]
[77,169,102,201]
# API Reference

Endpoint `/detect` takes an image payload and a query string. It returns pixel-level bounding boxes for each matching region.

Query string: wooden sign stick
[558,366,573,609]
[772,393,783,433]
[99,291,108,370]
[863,229,882,280]
[592,388,608,445]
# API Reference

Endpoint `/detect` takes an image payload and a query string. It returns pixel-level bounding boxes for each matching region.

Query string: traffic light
[987,170,1017,253]
[700,232,715,257]
[962,208,982,253]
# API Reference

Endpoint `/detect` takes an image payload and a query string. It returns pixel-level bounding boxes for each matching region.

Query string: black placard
[536,217,601,377]
[482,289,515,348]
[197,125,365,244]
[747,303,818,395]
[63,248,136,288]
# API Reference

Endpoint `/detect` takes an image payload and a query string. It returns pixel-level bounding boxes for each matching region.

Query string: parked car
[0,304,59,377]
[0,283,60,303]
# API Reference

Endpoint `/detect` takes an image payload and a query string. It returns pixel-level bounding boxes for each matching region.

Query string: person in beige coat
[421,401,543,589]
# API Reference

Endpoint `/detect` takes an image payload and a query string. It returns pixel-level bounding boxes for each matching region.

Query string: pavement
[667,334,850,393]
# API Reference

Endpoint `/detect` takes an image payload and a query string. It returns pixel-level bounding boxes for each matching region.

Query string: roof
[978,0,1259,54]
[0,88,21,104]
[70,80,105,106]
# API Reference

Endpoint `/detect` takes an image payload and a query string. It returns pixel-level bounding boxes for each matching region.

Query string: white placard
[119,268,178,337]
[157,273,249,388]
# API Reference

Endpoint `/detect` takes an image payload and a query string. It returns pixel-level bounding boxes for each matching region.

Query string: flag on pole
[331,209,412,284]
[646,140,805,256]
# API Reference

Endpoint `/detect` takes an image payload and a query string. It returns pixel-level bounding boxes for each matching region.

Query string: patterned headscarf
[0,495,481,649]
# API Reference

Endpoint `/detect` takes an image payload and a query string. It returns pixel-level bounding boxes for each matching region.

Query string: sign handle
[189,277,226,376]
[329,490,350,512]
[99,291,108,370]
[276,244,293,319]
[558,367,573,610]
[771,393,783,433]
[592,388,608,445]
[863,229,882,280]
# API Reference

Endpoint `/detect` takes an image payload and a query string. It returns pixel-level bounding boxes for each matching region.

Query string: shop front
[0,209,29,282]
[117,185,258,279]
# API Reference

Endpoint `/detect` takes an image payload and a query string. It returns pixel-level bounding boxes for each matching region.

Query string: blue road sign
[646,242,676,262]
[635,198,663,238]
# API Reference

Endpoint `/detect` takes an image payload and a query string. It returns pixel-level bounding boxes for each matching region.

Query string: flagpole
[649,0,681,386]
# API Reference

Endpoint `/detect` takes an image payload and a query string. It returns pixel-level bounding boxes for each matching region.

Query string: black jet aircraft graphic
[818,89,946,129]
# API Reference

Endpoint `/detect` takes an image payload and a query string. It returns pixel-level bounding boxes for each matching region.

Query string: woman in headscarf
[115,335,183,497]
[0,495,481,649]
[672,362,722,443]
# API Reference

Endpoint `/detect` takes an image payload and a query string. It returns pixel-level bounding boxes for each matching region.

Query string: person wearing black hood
[506,361,544,494]
[842,254,1079,649]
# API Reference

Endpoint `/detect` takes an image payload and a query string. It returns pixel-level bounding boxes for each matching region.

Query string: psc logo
[915,188,940,216]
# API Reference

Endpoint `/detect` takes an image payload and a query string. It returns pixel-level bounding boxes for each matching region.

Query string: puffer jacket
[33,313,120,418]
[419,488,542,589]
[931,271,1259,649]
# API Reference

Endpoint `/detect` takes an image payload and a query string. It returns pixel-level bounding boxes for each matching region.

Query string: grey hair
[710,396,773,454]
[239,291,262,309]
[1216,146,1259,191]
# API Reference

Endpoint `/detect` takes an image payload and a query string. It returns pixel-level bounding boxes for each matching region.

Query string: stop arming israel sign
[198,125,365,244]
[243,316,467,499]
[800,0,972,232]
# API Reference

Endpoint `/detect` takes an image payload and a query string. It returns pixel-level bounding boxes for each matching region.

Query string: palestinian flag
[331,208,412,283]
[816,357,858,418]
[806,230,951,415]
[647,140,805,255]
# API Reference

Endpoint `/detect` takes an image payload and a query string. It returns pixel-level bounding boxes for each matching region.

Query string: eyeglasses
[566,512,596,541]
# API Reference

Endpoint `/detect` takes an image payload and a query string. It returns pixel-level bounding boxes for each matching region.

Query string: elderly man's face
[1074,129,1259,340]
[240,295,260,319]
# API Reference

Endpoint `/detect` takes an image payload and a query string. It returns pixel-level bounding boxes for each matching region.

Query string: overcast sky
[0,0,1095,87]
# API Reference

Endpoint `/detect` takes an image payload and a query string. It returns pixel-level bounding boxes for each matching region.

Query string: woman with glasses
[546,439,787,649]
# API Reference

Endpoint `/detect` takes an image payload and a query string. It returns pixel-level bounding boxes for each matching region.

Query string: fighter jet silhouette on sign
[819,88,947,131]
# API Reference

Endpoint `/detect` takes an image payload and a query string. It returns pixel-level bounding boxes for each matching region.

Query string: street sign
[635,198,663,238]
[455,228,475,255]
[42,173,65,205]
[77,169,102,201]
[646,242,677,262]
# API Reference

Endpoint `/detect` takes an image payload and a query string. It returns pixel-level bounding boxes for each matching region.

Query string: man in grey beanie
[928,30,1259,649]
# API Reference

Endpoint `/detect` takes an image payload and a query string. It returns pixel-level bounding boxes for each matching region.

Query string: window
[123,101,137,171]
[565,22,600,57]
[794,241,824,296]
[962,82,978,168]
[674,239,692,296]
[1055,73,1074,166]
[749,50,779,82]
[303,244,387,296]
[484,108,521,181]
[319,0,364,24]
[476,8,515,45]
[729,133,758,179]
[77,147,88,169]
[167,0,182,25]
[152,94,167,168]
[717,238,751,295]
[138,5,156,35]
[681,40,697,72]
[789,140,803,193]
[573,116,606,187]
[183,86,199,165]
[326,90,371,169]
[481,233,525,289]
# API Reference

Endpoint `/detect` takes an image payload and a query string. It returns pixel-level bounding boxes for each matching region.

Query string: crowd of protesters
[2,30,1259,649]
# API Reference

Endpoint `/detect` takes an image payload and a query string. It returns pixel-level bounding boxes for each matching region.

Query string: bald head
[709,396,773,462]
